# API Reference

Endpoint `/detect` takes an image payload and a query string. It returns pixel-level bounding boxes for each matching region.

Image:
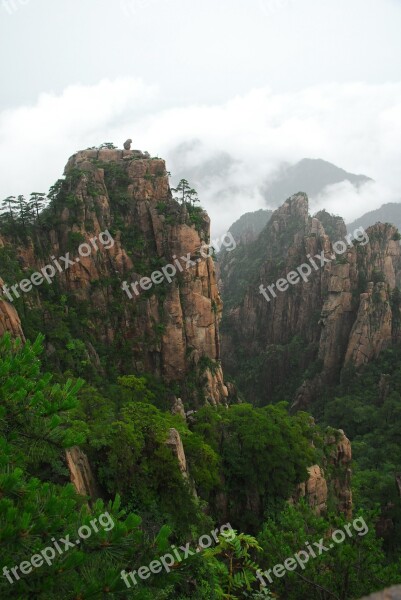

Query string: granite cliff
[0,148,230,407]
[0,152,355,521]
[220,193,401,407]
[0,276,24,340]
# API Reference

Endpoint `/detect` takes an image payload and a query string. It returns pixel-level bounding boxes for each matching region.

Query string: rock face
[326,429,353,519]
[292,464,328,515]
[0,285,25,340]
[220,193,401,407]
[0,301,20,338]
[344,282,392,368]
[0,149,230,407]
[291,429,352,518]
[166,428,189,478]
[316,222,401,384]
[165,427,199,497]
[65,446,101,501]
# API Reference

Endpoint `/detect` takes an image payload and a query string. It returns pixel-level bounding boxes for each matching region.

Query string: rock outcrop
[291,429,352,518]
[220,193,401,408]
[166,428,189,479]
[344,282,393,367]
[292,464,328,515]
[166,427,199,496]
[65,446,102,501]
[0,149,231,407]
[0,269,25,340]
[325,429,353,519]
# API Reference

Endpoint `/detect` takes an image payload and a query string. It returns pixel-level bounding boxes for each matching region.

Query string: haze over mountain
[225,209,272,245]
[262,158,372,207]
[347,202,401,233]
[3,0,401,596]
[169,151,373,237]
[1,145,401,599]
[223,158,373,245]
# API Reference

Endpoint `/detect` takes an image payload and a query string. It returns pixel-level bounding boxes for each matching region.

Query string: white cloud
[310,180,397,224]
[1,79,401,237]
[0,77,157,198]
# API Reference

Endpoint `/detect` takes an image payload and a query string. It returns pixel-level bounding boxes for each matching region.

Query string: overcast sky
[1,0,401,235]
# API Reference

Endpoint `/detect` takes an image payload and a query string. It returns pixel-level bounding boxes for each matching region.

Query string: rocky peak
[314,209,347,241]
[0,149,231,407]
[220,194,401,408]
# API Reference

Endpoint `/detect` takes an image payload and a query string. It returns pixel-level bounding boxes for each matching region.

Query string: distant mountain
[228,208,272,245]
[347,202,401,233]
[262,158,372,206]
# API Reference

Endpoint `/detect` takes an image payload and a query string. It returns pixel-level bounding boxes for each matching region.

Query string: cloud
[0,77,157,198]
[0,79,401,237]
[310,180,397,224]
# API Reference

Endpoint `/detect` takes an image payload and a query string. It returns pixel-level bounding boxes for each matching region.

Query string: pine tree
[28,192,46,222]
[171,179,199,206]
[1,195,17,219]
[0,334,181,599]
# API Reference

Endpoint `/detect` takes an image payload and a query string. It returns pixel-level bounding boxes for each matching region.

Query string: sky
[1,0,401,236]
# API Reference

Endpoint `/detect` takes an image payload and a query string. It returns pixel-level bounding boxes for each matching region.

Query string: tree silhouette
[1,195,17,219]
[29,191,46,221]
[171,178,199,206]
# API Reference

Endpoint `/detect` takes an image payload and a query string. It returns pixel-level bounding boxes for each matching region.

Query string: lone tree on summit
[172,179,199,206]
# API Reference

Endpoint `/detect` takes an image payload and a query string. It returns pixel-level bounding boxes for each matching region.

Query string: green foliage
[182,432,221,495]
[186,203,206,233]
[319,344,401,555]
[74,379,214,537]
[99,142,117,149]
[67,230,86,251]
[372,269,386,283]
[171,179,199,206]
[257,502,401,600]
[198,355,220,376]
[224,335,318,407]
[0,334,84,477]
[0,194,43,241]
[117,374,157,403]
[203,530,268,599]
[0,334,188,599]
[170,179,206,233]
[192,403,316,531]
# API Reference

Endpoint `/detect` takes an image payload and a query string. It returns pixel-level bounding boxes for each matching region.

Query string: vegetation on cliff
[1,152,401,598]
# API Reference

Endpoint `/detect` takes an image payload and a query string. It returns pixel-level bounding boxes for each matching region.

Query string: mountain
[0,148,229,407]
[262,158,372,206]
[347,202,401,233]
[220,193,401,406]
[220,194,401,406]
[1,148,400,600]
[219,194,401,569]
[227,208,272,245]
